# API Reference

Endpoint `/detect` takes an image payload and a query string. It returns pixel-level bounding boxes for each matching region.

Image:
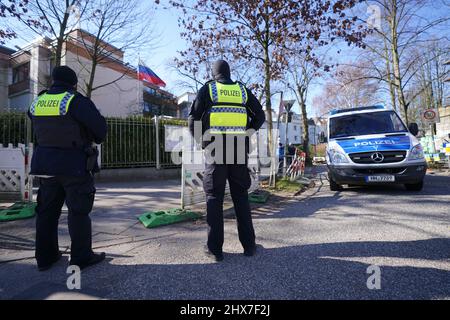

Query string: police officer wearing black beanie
[28,65,107,271]
[189,60,266,261]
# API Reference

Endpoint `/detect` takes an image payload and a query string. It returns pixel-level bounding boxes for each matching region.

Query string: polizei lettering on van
[336,136,411,153]
[354,140,396,147]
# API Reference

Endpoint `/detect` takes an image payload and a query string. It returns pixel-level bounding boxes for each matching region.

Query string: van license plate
[366,175,395,182]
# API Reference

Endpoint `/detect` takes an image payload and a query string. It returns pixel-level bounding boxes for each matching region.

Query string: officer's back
[29,68,107,176]
[188,60,265,262]
[29,66,107,271]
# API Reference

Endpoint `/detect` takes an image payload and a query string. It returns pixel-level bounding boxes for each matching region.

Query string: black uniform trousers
[35,174,96,267]
[203,163,256,255]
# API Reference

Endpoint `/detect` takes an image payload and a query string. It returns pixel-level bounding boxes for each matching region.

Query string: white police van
[326,106,427,191]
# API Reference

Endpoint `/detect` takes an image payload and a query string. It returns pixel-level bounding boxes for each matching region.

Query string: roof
[69,29,124,56]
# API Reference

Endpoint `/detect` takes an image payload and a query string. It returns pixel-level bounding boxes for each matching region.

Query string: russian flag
[138,64,166,87]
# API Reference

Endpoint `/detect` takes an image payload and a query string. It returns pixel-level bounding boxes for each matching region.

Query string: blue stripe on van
[337,136,411,154]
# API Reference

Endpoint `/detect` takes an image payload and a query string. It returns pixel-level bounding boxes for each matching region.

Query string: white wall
[63,51,141,117]
[30,44,51,101]
[177,92,196,105]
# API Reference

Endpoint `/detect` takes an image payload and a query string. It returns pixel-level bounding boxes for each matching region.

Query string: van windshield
[329,111,407,139]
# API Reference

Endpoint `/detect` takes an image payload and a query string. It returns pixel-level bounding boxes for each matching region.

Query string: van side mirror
[408,123,419,136]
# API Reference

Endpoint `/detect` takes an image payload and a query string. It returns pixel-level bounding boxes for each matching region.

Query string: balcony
[8,79,30,96]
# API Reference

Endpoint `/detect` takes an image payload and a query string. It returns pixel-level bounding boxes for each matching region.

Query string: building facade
[176,92,196,119]
[259,112,327,146]
[0,30,176,117]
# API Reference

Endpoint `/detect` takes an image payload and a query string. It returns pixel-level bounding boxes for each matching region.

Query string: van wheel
[405,181,424,191]
[329,177,343,191]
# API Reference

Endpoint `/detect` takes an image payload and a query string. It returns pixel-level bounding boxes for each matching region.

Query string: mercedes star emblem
[371,152,384,163]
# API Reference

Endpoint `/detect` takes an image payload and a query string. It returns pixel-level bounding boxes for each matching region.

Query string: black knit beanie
[52,66,78,86]
[212,60,231,80]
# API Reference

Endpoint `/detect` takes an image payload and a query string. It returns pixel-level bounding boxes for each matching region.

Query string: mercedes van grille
[353,167,407,175]
[349,151,407,164]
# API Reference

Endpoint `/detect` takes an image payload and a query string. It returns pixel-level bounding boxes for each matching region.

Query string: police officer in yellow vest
[28,66,107,271]
[189,60,265,261]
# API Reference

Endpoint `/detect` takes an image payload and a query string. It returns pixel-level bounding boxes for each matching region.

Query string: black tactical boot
[70,252,106,270]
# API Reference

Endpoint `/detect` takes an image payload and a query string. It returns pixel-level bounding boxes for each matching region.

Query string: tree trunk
[53,2,73,67]
[383,36,397,112]
[298,86,310,163]
[261,8,276,186]
[263,43,274,166]
[86,59,97,98]
[54,39,64,67]
[264,55,273,150]
[389,0,408,123]
[85,16,104,98]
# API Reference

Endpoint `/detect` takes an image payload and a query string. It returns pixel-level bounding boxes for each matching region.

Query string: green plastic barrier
[138,208,202,228]
[0,202,36,222]
[249,190,269,203]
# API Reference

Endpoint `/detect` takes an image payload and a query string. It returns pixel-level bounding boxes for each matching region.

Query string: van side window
[390,113,407,132]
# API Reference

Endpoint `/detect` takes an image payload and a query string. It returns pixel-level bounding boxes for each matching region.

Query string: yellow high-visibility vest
[30,92,76,116]
[208,81,248,134]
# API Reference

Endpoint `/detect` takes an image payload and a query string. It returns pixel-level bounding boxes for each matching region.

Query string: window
[390,112,407,132]
[144,87,156,95]
[12,62,30,84]
[329,111,408,139]
[143,102,162,115]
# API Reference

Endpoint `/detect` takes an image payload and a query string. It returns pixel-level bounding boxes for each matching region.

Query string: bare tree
[0,0,29,44]
[283,53,323,162]
[12,0,90,66]
[313,61,381,114]
[354,0,450,123]
[408,40,450,130]
[168,0,368,163]
[75,0,159,98]
[167,59,203,93]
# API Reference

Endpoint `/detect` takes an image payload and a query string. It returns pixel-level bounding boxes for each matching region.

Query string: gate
[0,143,33,202]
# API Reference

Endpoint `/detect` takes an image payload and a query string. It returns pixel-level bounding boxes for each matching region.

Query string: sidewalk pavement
[0,166,324,299]
[0,166,326,265]
[1,170,449,300]
[0,179,183,266]
[0,176,247,299]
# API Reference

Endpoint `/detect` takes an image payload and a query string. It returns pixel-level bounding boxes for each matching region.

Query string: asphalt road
[1,172,449,300]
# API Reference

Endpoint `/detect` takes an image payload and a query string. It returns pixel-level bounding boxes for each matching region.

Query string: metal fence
[0,112,186,169]
[0,112,31,147]
[101,117,186,169]
[102,117,158,168]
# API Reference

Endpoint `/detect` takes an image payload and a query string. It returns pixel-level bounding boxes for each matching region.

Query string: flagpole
[137,53,141,114]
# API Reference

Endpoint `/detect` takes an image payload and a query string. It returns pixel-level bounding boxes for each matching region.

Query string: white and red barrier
[0,143,33,202]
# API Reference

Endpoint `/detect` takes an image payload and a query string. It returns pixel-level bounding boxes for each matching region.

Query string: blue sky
[136,4,186,95]
[3,0,320,115]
